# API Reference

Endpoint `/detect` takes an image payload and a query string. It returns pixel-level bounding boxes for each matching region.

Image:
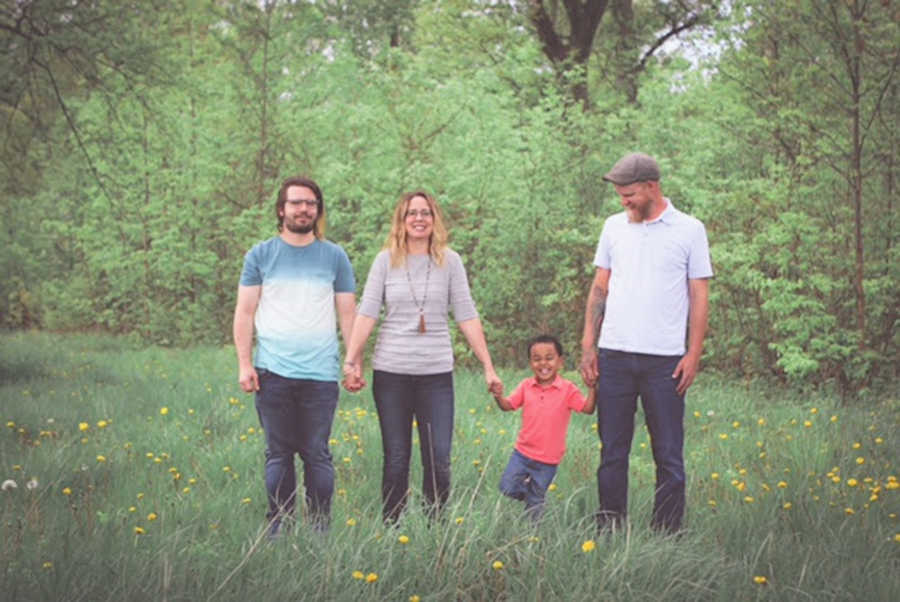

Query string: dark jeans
[372,370,454,523]
[595,349,686,532]
[254,369,338,529]
[499,448,558,521]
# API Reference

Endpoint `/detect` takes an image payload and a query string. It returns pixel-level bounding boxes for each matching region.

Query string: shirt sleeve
[593,219,613,269]
[448,252,479,322]
[506,379,528,410]
[239,245,262,286]
[357,251,388,318]
[333,245,356,293]
[687,221,714,279]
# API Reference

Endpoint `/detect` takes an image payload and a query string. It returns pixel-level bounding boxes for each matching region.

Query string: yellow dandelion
[6,421,14,429]
[844,507,855,515]
[455,517,464,525]
[757,418,766,426]
[97,420,108,429]
[410,596,421,602]
[62,487,72,496]
[492,560,504,570]
[42,561,53,569]
[744,496,754,503]
[352,570,364,580]
[346,518,357,526]
[852,442,861,449]
[365,573,378,583]
[708,499,717,507]
[693,411,701,418]
[847,478,858,487]
[78,422,89,432]
[548,483,557,492]
[803,421,812,428]
[719,433,729,440]
[398,535,410,544]
[830,415,838,422]
[856,457,865,465]
[223,466,231,472]
[129,506,137,513]
[885,481,899,491]
[874,437,883,444]
[96,455,106,463]
[893,533,900,543]
[753,575,768,585]
[777,481,788,489]
[182,487,190,494]
[241,497,251,504]
[711,472,719,480]
[147,512,158,521]
[582,540,596,553]
[732,421,740,428]
[189,478,197,485]
[810,407,818,414]
[472,459,481,466]
[783,502,792,510]
[160,407,169,416]
[134,526,145,535]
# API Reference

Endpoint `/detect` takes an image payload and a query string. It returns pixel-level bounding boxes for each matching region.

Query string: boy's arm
[581,385,596,414]
[492,384,514,411]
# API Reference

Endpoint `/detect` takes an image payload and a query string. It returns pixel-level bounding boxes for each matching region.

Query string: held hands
[342,360,366,393]
[579,348,598,387]
[485,367,503,398]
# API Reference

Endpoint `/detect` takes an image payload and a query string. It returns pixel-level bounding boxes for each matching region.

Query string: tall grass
[1,331,897,601]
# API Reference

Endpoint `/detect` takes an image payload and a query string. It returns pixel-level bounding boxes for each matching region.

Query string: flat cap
[602,152,661,185]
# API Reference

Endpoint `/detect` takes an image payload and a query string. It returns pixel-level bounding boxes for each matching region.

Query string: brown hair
[276,176,326,239]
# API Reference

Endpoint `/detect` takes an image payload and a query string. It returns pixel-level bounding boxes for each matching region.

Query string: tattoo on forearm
[590,287,607,335]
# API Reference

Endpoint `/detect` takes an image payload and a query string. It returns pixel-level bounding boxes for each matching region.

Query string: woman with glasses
[342,190,501,523]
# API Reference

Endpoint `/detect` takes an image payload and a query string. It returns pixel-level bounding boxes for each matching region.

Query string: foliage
[0,0,897,391]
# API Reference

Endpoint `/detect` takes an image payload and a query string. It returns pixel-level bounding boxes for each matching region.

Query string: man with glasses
[233,176,357,537]
[579,153,713,534]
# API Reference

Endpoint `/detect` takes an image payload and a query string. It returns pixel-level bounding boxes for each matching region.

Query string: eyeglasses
[405,209,433,219]
[287,199,318,207]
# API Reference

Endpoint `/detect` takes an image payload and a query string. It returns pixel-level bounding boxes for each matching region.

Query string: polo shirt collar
[646,197,677,226]
[528,374,564,389]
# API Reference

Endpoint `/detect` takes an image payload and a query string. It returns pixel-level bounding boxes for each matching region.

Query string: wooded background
[1,0,896,393]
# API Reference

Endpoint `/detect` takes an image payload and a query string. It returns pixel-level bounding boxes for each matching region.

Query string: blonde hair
[384,191,448,267]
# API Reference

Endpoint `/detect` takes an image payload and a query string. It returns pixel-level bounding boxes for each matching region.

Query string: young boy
[493,334,596,520]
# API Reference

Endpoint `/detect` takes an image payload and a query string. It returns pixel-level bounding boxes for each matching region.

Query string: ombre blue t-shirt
[240,237,355,382]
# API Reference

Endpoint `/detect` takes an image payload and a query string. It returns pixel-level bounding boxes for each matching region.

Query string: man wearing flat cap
[579,152,713,534]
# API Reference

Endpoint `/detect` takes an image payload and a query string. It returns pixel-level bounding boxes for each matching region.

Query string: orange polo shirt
[508,375,587,465]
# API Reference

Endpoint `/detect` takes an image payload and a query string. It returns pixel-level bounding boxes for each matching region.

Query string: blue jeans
[595,349,686,532]
[499,448,558,521]
[254,369,338,529]
[372,370,454,523]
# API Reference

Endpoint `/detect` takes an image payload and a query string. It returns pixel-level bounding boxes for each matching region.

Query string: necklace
[406,256,431,334]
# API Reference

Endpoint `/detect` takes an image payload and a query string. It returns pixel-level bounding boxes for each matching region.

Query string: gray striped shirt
[357,249,479,375]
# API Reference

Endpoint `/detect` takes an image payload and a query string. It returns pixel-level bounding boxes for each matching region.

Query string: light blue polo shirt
[593,199,713,356]
[240,237,355,381]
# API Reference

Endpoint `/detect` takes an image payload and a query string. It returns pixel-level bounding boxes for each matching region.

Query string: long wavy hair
[384,190,448,267]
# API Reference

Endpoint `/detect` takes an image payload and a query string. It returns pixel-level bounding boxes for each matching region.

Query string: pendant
[418,313,426,334]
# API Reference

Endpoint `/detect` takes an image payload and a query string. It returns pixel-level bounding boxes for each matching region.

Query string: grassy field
[1,331,898,601]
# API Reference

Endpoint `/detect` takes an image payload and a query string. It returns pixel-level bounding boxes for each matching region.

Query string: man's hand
[672,353,700,395]
[580,348,598,387]
[238,366,260,392]
[342,361,366,392]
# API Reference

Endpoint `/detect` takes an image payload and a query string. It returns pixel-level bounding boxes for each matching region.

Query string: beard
[284,216,316,234]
